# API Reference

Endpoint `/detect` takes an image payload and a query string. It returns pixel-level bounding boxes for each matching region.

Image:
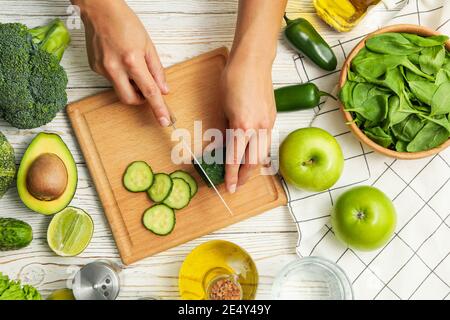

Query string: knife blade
[168,117,234,216]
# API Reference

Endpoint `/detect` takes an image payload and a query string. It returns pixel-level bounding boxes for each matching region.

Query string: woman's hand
[73,0,172,127]
[222,0,286,193]
[221,54,276,193]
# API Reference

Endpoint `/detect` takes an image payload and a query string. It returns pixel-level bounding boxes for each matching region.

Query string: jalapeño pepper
[283,14,337,71]
[275,83,335,112]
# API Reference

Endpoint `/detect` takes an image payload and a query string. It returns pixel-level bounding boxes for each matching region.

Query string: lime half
[47,288,75,300]
[47,207,94,256]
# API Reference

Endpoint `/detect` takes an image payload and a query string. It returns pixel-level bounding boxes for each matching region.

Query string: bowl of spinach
[339,24,450,159]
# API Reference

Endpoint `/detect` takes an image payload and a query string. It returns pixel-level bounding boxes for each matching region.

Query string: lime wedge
[47,207,94,256]
[47,288,75,300]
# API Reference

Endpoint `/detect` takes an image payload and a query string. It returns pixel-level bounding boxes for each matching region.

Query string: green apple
[279,127,344,192]
[332,186,397,251]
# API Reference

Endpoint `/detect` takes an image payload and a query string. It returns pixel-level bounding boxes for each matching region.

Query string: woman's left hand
[221,54,276,193]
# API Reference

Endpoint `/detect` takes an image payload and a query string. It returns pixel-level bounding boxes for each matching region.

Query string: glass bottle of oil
[314,0,382,32]
[178,240,258,300]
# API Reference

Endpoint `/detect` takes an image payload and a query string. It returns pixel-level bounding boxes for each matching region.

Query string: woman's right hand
[73,0,172,127]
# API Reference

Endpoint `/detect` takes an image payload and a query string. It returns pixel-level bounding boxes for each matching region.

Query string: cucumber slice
[147,173,173,203]
[123,161,153,192]
[163,178,191,209]
[170,170,198,198]
[142,204,175,236]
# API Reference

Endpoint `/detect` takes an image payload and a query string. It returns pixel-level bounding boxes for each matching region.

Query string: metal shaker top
[72,261,120,300]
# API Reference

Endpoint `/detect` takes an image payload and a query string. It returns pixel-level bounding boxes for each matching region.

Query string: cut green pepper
[283,14,337,71]
[275,83,335,112]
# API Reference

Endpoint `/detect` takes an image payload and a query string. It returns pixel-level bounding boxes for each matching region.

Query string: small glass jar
[314,0,382,32]
[272,256,353,300]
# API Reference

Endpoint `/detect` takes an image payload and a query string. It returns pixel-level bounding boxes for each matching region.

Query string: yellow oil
[314,0,381,32]
[178,240,258,300]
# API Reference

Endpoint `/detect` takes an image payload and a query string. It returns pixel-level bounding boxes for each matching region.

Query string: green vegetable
[123,161,154,192]
[0,272,41,300]
[364,127,393,148]
[283,14,337,71]
[275,83,335,112]
[340,32,450,152]
[163,178,191,210]
[431,82,450,116]
[419,46,446,75]
[366,33,422,55]
[0,218,33,251]
[407,121,449,152]
[0,132,16,199]
[147,173,173,203]
[192,148,225,187]
[170,170,198,198]
[142,204,175,236]
[401,33,449,47]
[0,19,70,129]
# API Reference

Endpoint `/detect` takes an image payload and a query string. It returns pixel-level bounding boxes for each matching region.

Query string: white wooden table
[0,0,337,299]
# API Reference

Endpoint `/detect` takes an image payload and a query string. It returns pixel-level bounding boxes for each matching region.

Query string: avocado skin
[192,148,225,187]
[0,218,33,251]
[17,133,77,215]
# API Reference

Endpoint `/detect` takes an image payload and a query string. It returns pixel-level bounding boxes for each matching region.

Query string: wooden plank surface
[0,0,324,299]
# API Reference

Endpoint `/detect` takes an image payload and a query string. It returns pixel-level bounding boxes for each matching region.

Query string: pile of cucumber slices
[123,161,198,236]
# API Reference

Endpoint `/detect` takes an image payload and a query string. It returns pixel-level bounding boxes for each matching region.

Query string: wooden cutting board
[67,48,287,265]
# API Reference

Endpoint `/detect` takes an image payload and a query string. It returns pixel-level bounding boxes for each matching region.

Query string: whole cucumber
[284,14,337,71]
[275,83,335,112]
[0,218,33,251]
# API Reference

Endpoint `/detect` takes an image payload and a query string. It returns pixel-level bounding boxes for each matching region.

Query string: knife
[167,114,234,216]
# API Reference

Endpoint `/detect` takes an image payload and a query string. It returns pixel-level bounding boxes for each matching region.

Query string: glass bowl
[271,256,353,300]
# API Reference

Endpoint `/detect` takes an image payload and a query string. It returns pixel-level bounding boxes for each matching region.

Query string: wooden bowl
[339,24,450,159]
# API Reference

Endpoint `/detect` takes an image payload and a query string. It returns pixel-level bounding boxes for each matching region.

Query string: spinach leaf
[403,68,427,82]
[352,82,374,104]
[436,69,450,86]
[364,127,393,148]
[430,82,450,116]
[408,80,438,106]
[418,114,450,133]
[366,33,421,55]
[344,94,387,123]
[339,81,357,109]
[353,51,433,80]
[406,121,449,152]
[386,94,412,127]
[402,33,449,47]
[419,45,446,75]
[395,140,408,152]
[408,53,420,66]
[391,114,425,142]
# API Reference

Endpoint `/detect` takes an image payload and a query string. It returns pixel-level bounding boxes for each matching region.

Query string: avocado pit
[26,153,68,201]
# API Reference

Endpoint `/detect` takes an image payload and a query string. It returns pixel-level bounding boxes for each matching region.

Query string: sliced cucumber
[123,161,153,192]
[163,178,191,209]
[192,148,225,187]
[147,173,173,203]
[170,170,198,198]
[142,204,175,236]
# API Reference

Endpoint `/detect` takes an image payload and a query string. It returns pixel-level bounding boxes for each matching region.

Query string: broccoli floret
[0,19,70,129]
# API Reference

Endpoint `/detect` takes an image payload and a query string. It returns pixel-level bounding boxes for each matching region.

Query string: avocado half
[17,133,77,215]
